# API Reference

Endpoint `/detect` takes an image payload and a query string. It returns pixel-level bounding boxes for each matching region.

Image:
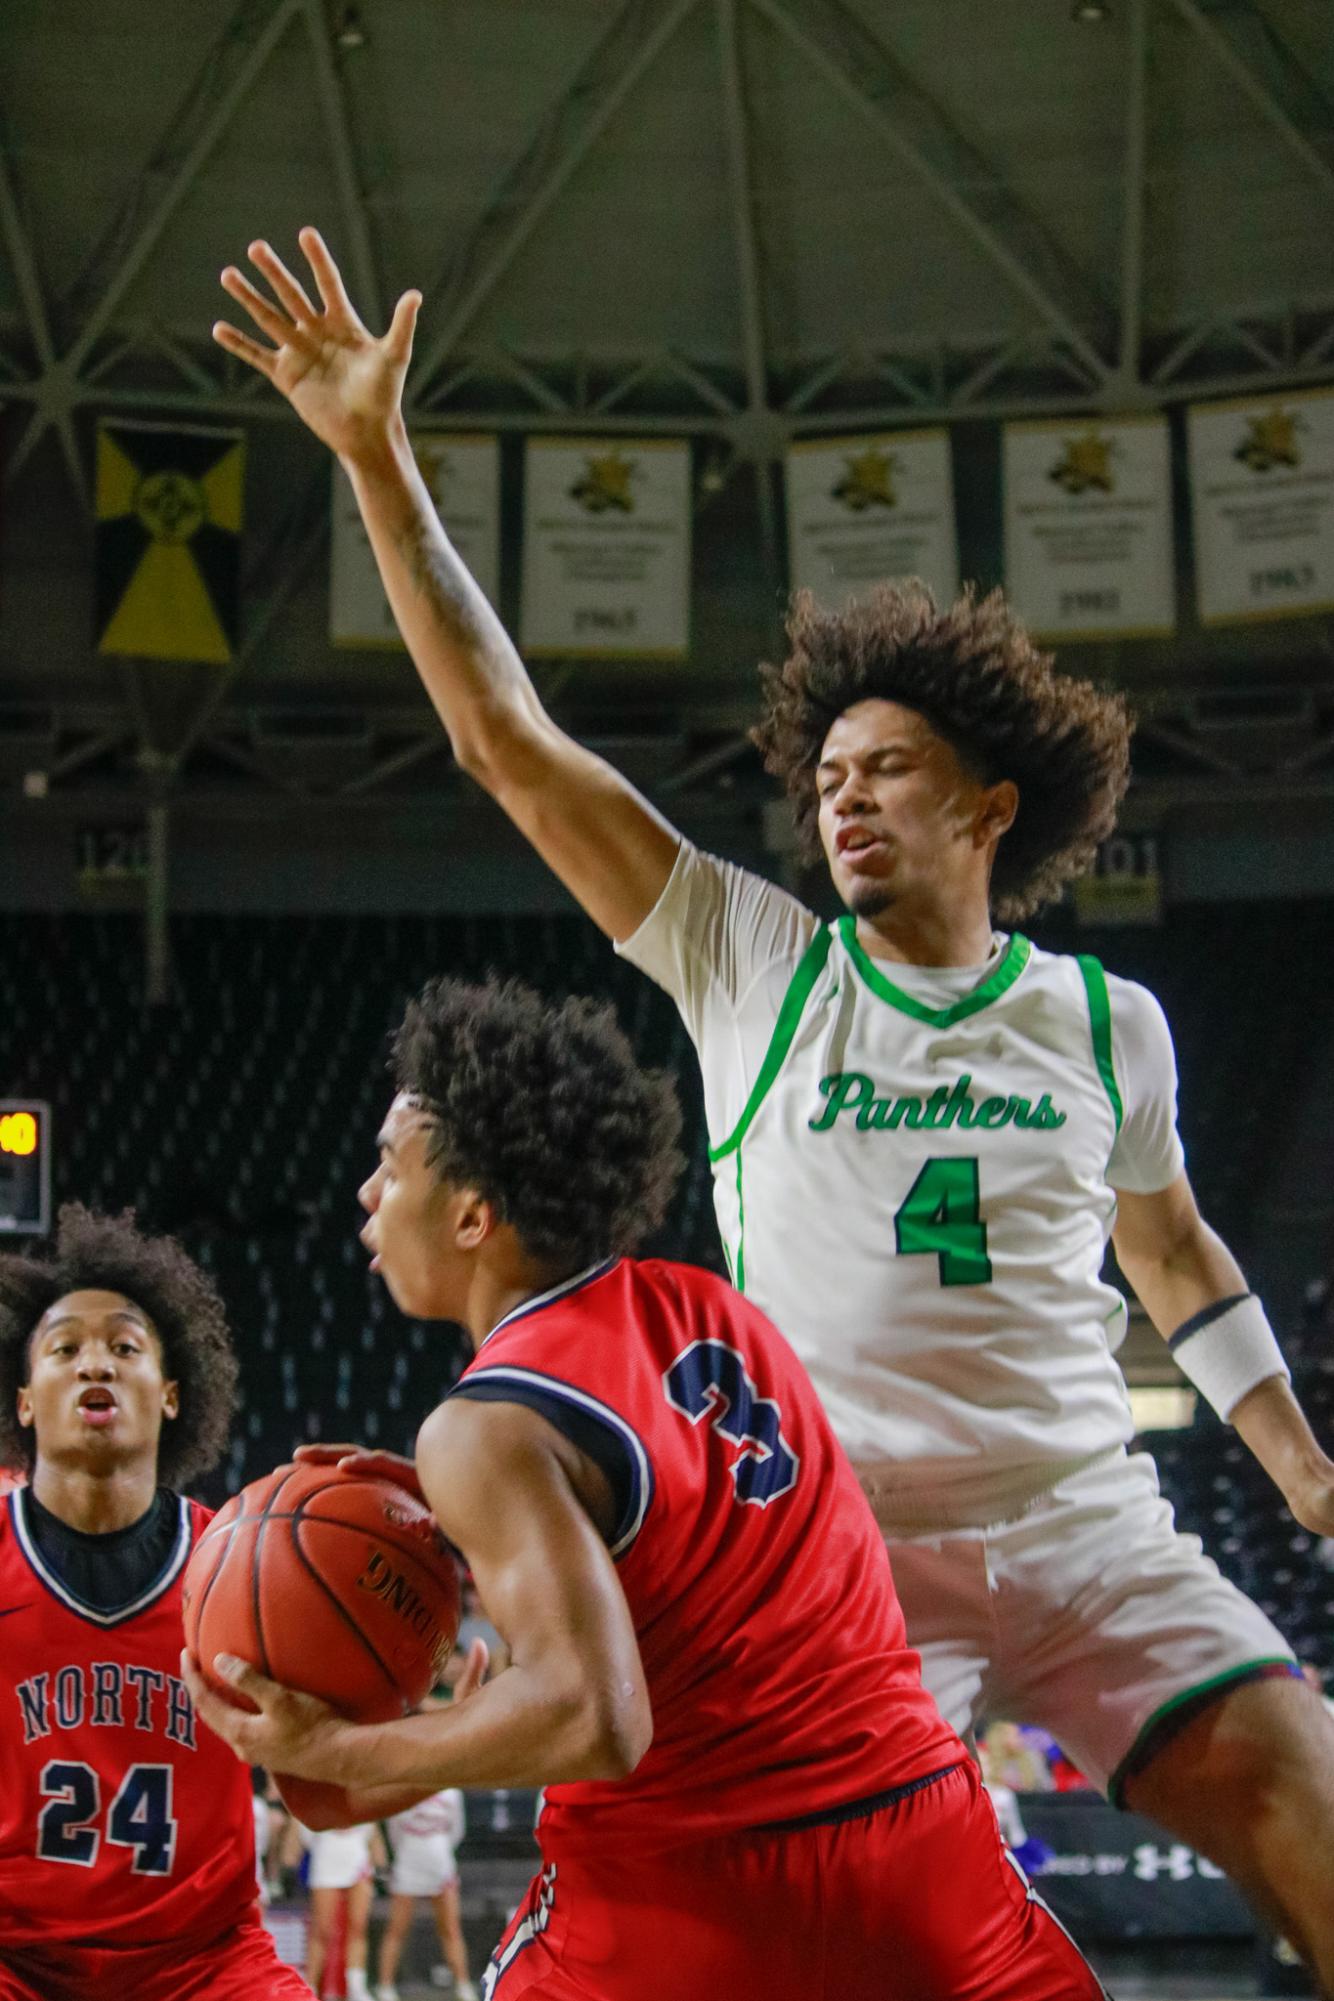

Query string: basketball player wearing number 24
[187,976,1107,2000]
[214,227,1334,1989]
[0,1207,314,2001]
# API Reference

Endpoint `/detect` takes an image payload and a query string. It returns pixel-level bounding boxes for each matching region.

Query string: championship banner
[1002,415,1175,640]
[1071,832,1163,926]
[785,430,958,609]
[95,422,244,662]
[1187,387,1334,625]
[330,433,500,646]
[519,438,691,657]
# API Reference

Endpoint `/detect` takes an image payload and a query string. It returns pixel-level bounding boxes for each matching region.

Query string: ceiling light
[335,5,366,51]
[1071,0,1110,18]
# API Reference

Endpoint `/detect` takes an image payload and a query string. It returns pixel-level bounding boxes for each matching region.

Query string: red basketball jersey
[454,1257,961,1844]
[0,1490,260,1951]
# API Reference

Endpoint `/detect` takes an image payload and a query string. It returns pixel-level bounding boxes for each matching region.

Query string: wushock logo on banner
[95,422,244,663]
[785,430,958,612]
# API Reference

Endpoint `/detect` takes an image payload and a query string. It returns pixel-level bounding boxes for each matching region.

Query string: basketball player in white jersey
[376,1789,476,2001]
[213,228,1334,1985]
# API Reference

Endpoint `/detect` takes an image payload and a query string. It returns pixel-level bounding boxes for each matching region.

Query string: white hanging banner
[1187,388,1334,625]
[520,438,691,657]
[330,432,500,646]
[785,430,958,609]
[1002,415,1175,640]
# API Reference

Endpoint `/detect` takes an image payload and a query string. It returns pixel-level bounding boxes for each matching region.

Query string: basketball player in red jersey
[186,979,1106,2000]
[0,1206,314,2001]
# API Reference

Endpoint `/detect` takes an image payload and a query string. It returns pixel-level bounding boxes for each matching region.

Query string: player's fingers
[248,238,319,325]
[453,1637,489,1702]
[298,225,363,327]
[211,320,279,380]
[214,1652,279,1708]
[384,288,421,366]
[338,1450,424,1495]
[220,265,297,347]
[293,1442,365,1464]
[180,1650,250,1747]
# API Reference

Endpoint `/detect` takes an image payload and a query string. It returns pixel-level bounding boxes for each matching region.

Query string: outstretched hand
[214,227,419,461]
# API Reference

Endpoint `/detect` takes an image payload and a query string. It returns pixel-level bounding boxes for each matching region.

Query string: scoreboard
[0,1101,50,1235]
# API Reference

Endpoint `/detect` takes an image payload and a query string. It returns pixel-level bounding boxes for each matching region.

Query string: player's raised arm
[213,228,680,942]
[183,1394,652,1803]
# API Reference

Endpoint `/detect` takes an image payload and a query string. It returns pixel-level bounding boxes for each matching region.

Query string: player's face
[815,700,996,921]
[358,1093,478,1320]
[17,1290,179,1471]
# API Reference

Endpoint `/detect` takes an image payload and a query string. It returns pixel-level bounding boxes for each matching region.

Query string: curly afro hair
[391,976,684,1270]
[753,581,1133,922]
[0,1205,238,1486]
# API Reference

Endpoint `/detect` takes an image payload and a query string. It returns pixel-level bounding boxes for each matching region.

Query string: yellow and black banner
[95,421,244,662]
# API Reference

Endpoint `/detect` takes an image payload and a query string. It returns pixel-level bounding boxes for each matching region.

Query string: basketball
[181,1461,461,1724]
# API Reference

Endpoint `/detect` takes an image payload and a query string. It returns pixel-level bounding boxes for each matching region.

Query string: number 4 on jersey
[894,1157,992,1286]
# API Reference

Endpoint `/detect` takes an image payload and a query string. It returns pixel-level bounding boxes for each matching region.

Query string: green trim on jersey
[1076,954,1124,1134]
[837,921,1032,1027]
[733,1149,746,1292]
[709,925,833,1163]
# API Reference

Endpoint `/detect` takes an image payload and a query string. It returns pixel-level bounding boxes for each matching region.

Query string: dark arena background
[3,2,1334,1996]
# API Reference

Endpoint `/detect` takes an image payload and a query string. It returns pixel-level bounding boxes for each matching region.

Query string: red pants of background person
[0,1912,314,2001]
[486,1760,1106,2000]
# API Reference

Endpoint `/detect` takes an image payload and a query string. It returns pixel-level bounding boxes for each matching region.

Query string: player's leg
[993,1450,1331,1988]
[1121,1674,1334,1991]
[306,1883,339,1991]
[344,1877,374,2000]
[435,1881,476,1997]
[819,1760,1108,1999]
[376,1892,415,1994]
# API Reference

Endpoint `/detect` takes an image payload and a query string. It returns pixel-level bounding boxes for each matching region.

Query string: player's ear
[452,1186,496,1250]
[162,1381,180,1421]
[16,1386,33,1430]
[975,778,1018,847]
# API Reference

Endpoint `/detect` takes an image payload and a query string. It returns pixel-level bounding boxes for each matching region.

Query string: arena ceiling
[2,0,1334,823]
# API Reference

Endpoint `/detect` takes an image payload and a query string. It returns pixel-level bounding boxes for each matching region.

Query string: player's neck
[29,1456,161,1535]
[465,1245,591,1351]
[853,897,996,969]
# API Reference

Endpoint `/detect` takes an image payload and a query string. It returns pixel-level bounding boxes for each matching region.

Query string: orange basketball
[182,1461,461,1723]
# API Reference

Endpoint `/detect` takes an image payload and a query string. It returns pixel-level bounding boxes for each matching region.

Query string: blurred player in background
[376,1789,476,2001]
[305,1819,383,2001]
[0,1205,312,2001]
[186,975,1106,2000]
[212,228,1334,1988]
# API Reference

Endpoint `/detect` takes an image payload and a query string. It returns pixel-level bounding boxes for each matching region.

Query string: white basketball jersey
[620,843,1185,1526]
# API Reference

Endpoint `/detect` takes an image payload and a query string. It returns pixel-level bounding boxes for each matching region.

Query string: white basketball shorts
[879,1447,1299,1801]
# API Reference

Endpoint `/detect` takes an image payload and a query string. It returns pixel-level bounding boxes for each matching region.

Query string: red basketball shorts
[0,1911,314,2001]
[485,1760,1107,2000]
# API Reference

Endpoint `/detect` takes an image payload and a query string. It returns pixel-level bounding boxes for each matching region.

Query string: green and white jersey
[619,842,1185,1526]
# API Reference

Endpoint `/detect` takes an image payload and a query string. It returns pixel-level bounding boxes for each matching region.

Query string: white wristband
[1169,1293,1289,1422]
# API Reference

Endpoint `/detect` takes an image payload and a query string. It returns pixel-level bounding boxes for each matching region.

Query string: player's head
[0,1204,238,1488]
[359,976,684,1319]
[752,582,1132,924]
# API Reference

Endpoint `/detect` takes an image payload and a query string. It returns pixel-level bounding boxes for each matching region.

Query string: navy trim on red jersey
[452,1365,653,1560]
[8,1489,192,1628]
[482,1260,620,1347]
